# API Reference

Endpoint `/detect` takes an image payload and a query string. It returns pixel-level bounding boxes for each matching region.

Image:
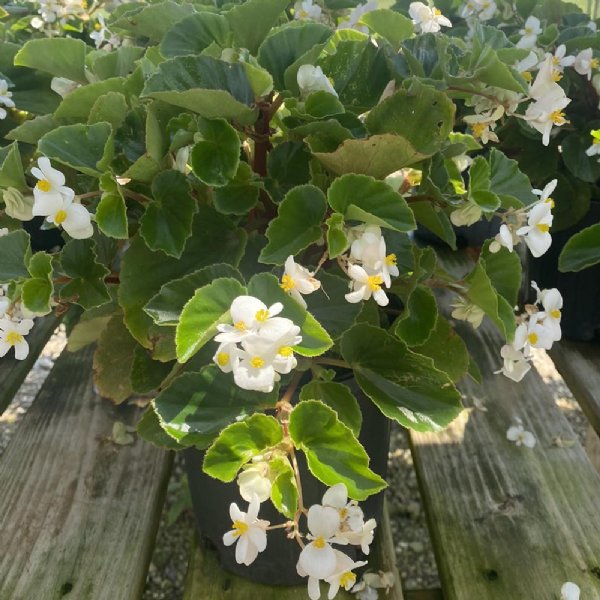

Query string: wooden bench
[2,250,600,600]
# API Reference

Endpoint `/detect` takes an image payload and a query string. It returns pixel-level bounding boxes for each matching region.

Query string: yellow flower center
[280,274,296,292]
[339,507,348,519]
[550,309,561,319]
[278,346,293,357]
[545,197,555,208]
[313,536,326,549]
[471,122,486,138]
[594,138,600,145]
[232,520,248,537]
[340,572,356,588]
[434,8,441,15]
[6,331,23,346]
[551,70,562,82]
[552,56,560,66]
[367,275,383,292]
[528,332,538,345]
[54,209,68,225]
[385,253,397,266]
[234,320,247,331]
[255,309,269,322]
[250,356,265,369]
[525,26,533,34]
[592,58,600,69]
[522,71,532,82]
[550,110,567,125]
[36,179,52,193]
[536,223,550,233]
[217,352,229,367]
[94,22,101,30]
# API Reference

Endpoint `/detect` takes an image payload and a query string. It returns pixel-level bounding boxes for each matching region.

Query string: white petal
[14,339,29,360]
[63,203,91,233]
[307,505,340,538]
[247,525,267,552]
[522,431,536,448]
[223,530,238,547]
[345,287,368,304]
[561,582,581,600]
[322,483,348,509]
[235,534,250,564]
[299,541,337,579]
[0,339,10,357]
[506,425,522,441]
[308,576,321,600]
[32,192,64,217]
[230,502,244,523]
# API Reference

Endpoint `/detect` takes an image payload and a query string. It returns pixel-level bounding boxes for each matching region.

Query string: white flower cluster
[213,296,302,393]
[31,157,93,239]
[459,0,496,22]
[90,15,121,51]
[294,0,322,21]
[280,255,321,308]
[0,80,15,121]
[409,2,452,33]
[496,282,563,382]
[297,65,338,98]
[223,484,376,600]
[489,179,556,258]
[31,0,87,32]
[337,1,377,33]
[344,225,399,307]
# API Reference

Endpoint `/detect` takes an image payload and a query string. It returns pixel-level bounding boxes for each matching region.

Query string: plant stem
[123,189,151,204]
[289,445,306,549]
[279,370,303,406]
[313,357,351,369]
[77,190,102,200]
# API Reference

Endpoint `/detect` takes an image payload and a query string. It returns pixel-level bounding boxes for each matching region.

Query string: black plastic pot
[184,376,390,586]
[528,202,600,341]
[414,217,501,248]
[23,218,64,252]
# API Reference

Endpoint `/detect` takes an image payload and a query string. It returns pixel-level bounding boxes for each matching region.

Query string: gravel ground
[0,330,593,598]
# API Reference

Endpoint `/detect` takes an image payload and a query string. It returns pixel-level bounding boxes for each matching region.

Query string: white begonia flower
[175,145,191,174]
[31,157,75,217]
[235,335,280,393]
[214,296,284,343]
[280,255,321,308]
[451,298,485,328]
[574,48,598,80]
[0,317,35,360]
[322,483,364,533]
[452,153,473,173]
[548,45,575,72]
[489,223,519,253]
[496,345,531,382]
[298,504,341,580]
[213,342,241,373]
[524,81,571,147]
[513,316,554,351]
[0,79,15,120]
[340,518,377,554]
[506,424,536,448]
[0,296,10,319]
[516,51,539,77]
[350,225,385,269]
[409,2,452,33]
[516,202,553,257]
[517,15,542,49]
[90,15,120,50]
[459,0,496,21]
[585,129,600,157]
[324,551,367,599]
[223,494,269,566]
[538,287,563,342]
[463,106,504,144]
[338,1,377,33]
[345,264,389,307]
[450,203,483,227]
[237,463,272,503]
[561,582,581,600]
[256,316,302,374]
[294,0,322,20]
[297,65,338,98]
[46,194,94,239]
[532,178,557,208]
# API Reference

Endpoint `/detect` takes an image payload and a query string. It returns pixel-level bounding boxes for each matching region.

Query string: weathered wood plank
[405,590,444,600]
[183,502,404,600]
[548,341,600,435]
[586,425,600,473]
[0,347,173,600]
[408,254,600,600]
[0,314,60,415]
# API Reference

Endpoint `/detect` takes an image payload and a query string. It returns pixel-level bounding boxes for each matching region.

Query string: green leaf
[360,9,413,51]
[59,239,111,310]
[328,174,416,232]
[92,314,137,403]
[160,12,231,58]
[38,122,113,177]
[468,156,500,212]
[303,91,345,119]
[266,140,311,203]
[366,81,455,158]
[411,316,469,383]
[260,185,327,265]
[139,170,197,258]
[118,206,246,361]
[393,285,438,346]
[14,38,87,83]
[67,315,112,352]
[2,188,34,222]
[0,230,31,282]
[257,22,332,91]
[559,222,600,272]
[325,213,348,258]
[247,273,333,357]
[131,346,175,394]
[203,414,283,481]
[562,132,600,184]
[112,1,195,42]
[88,92,129,130]
[213,162,261,215]
[409,200,457,250]
[489,148,535,208]
[54,78,126,123]
[176,277,247,363]
[22,252,53,315]
[145,264,244,326]
[153,366,278,448]
[92,46,145,80]
[289,400,386,501]
[0,142,26,191]
[142,55,258,125]
[341,324,463,432]
[6,114,56,145]
[226,0,290,55]
[96,173,128,240]
[481,241,522,306]
[270,460,298,519]
[190,118,240,187]
[465,261,516,341]
[299,380,362,435]
[137,405,184,450]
